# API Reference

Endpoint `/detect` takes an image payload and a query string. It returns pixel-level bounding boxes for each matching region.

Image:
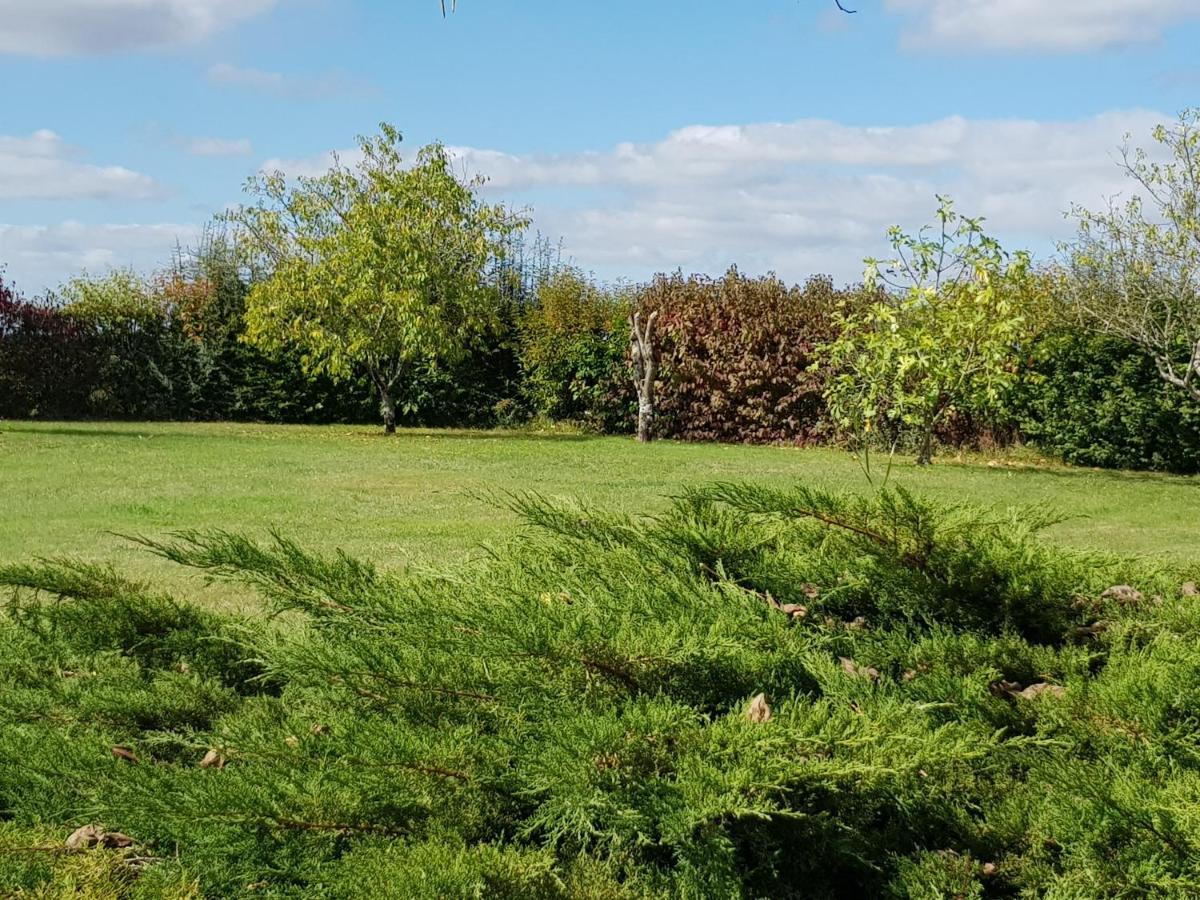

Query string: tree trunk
[637,398,654,443]
[630,310,659,443]
[379,386,397,435]
[915,421,935,466]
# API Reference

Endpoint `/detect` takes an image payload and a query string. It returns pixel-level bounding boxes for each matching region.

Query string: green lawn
[2,419,1198,607]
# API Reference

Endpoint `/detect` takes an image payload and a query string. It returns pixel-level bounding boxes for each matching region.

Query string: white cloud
[176,110,1177,290]
[207,62,366,99]
[260,147,363,178]
[182,136,253,157]
[0,0,275,56]
[257,111,1171,285]
[886,0,1200,52]
[0,130,163,201]
[0,221,202,294]
[442,110,1168,283]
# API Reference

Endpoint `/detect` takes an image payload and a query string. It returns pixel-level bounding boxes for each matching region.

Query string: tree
[230,123,528,433]
[823,197,1030,465]
[629,310,659,442]
[1066,109,1200,404]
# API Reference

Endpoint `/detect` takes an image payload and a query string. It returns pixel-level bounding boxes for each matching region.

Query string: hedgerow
[1,485,1198,896]
[1011,329,1200,474]
[639,269,851,445]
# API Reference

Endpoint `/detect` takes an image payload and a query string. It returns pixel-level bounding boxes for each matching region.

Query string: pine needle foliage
[0,485,1198,896]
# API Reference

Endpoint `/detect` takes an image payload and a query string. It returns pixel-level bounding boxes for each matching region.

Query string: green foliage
[1013,329,1200,473]
[1,483,1198,895]
[518,266,633,431]
[232,123,529,430]
[825,198,1031,464]
[1066,109,1200,404]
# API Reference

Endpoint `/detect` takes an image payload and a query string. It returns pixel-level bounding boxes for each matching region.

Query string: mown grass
[2,419,1198,607]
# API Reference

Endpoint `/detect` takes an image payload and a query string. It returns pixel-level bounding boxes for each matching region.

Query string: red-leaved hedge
[639,268,855,444]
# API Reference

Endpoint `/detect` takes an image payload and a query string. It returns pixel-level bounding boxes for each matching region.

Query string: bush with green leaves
[1012,329,1200,474]
[2,483,1199,896]
[824,198,1031,464]
[518,266,633,432]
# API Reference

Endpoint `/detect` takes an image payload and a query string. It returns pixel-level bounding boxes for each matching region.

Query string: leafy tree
[1066,109,1200,404]
[59,269,161,325]
[824,197,1031,465]
[231,123,528,433]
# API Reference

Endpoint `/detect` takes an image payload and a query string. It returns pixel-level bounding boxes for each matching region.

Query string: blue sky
[2,0,1199,294]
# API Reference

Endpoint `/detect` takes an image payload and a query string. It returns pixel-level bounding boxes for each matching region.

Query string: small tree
[231,123,528,433]
[1066,109,1200,403]
[824,197,1030,465]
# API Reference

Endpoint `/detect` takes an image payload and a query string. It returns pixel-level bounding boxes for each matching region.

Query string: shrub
[0,275,96,419]
[1013,329,1200,473]
[2,484,1197,895]
[639,268,849,444]
[518,267,633,432]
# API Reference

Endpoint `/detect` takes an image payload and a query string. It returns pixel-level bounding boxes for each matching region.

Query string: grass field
[2,419,1198,606]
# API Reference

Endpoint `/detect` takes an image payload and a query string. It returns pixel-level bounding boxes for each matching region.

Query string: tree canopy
[1066,109,1200,403]
[823,197,1031,465]
[230,123,528,432]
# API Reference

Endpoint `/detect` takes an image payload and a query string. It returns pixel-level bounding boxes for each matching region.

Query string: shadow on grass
[1,424,169,440]
[4,421,608,444]
[354,428,602,443]
[951,460,1200,489]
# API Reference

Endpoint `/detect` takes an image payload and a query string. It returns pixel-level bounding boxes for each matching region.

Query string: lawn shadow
[957,460,1200,489]
[355,428,599,443]
[0,424,173,440]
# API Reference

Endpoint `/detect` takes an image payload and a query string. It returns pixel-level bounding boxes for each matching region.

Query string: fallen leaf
[65,825,103,850]
[199,749,226,769]
[1182,581,1199,597]
[780,603,808,620]
[66,825,134,851]
[1016,682,1066,701]
[1100,585,1143,605]
[1069,621,1108,641]
[981,862,998,876]
[746,693,772,724]
[989,679,1022,697]
[801,583,820,599]
[110,746,139,764]
[839,657,879,683]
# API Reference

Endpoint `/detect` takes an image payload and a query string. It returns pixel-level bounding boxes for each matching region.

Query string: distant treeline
[2,243,1199,473]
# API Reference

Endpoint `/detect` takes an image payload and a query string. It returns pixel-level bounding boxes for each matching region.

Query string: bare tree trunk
[630,310,658,443]
[379,387,397,435]
[368,365,398,435]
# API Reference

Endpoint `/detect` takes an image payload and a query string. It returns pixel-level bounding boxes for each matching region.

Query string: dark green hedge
[1013,331,1200,474]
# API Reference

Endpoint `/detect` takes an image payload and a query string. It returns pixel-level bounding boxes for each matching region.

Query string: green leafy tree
[231,123,528,433]
[59,268,161,325]
[824,197,1031,465]
[1066,109,1200,404]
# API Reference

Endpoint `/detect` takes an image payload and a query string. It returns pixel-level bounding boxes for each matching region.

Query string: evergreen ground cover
[0,474,1199,896]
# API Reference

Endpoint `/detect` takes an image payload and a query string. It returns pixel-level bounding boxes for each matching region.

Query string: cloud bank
[887,0,1200,51]
[0,130,163,201]
[0,0,275,56]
